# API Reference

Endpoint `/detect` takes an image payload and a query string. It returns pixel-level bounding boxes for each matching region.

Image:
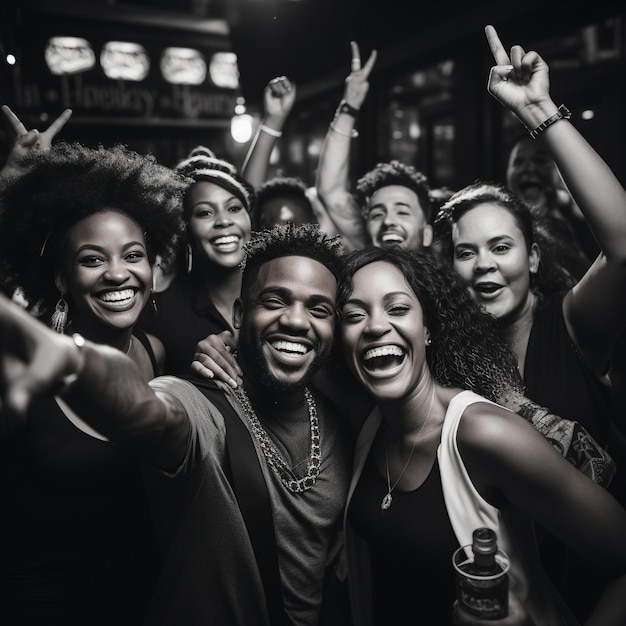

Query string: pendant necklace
[233,385,321,493]
[381,386,435,512]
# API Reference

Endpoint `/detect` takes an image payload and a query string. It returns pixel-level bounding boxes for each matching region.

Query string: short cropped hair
[254,176,314,229]
[240,223,345,298]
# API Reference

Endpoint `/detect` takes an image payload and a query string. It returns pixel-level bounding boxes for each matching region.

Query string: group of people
[1,23,625,626]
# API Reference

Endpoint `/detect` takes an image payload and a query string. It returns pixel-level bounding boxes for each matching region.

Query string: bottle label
[456,563,508,619]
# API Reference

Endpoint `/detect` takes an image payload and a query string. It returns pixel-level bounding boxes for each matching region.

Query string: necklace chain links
[381,386,435,512]
[233,385,321,493]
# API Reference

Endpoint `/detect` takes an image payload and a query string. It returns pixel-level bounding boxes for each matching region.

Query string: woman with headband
[139,146,255,376]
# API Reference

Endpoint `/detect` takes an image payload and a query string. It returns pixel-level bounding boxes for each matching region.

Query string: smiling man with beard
[0,223,351,626]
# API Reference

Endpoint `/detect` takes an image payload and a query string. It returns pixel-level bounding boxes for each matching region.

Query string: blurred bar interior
[1,0,624,191]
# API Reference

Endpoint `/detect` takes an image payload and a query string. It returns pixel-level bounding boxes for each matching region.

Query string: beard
[237,328,332,393]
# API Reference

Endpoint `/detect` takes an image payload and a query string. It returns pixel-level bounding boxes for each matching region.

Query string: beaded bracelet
[329,123,359,139]
[259,124,282,138]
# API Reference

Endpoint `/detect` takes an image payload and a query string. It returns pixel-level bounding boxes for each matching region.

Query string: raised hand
[484,25,551,117]
[263,76,296,124]
[343,41,377,111]
[1,106,72,180]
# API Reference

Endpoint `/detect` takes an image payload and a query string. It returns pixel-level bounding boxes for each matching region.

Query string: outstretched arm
[0,106,72,183]
[315,42,377,251]
[241,76,296,189]
[0,292,189,469]
[485,25,626,375]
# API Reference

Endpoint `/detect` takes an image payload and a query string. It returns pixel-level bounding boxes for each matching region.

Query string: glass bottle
[453,527,509,619]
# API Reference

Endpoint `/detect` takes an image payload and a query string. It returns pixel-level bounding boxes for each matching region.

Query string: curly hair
[336,246,524,403]
[0,141,186,320]
[355,160,432,223]
[240,222,345,298]
[433,181,575,298]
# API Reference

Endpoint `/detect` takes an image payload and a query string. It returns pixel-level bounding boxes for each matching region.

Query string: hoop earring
[186,244,193,274]
[51,294,69,334]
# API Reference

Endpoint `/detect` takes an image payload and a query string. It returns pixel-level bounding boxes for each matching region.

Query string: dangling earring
[51,294,69,334]
[150,286,159,315]
[186,244,193,274]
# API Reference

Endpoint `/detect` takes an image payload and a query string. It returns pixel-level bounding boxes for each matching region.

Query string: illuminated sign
[209,52,239,89]
[16,30,239,122]
[45,37,96,75]
[161,47,207,85]
[101,41,150,81]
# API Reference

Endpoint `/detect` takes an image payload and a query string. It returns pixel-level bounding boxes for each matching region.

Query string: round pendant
[381,493,392,511]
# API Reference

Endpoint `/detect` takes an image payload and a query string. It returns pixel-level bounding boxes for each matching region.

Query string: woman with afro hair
[0,140,186,625]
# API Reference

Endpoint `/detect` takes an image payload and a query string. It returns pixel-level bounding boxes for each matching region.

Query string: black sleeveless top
[348,453,459,625]
[133,327,158,376]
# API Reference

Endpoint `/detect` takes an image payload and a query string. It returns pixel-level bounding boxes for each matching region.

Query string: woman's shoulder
[132,328,164,378]
[455,394,531,454]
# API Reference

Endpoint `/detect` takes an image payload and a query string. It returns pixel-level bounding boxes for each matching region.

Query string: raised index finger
[1,105,28,136]
[485,25,510,66]
[350,41,361,71]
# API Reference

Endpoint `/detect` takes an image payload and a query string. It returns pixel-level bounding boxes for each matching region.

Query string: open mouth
[473,282,502,295]
[97,288,136,304]
[211,235,240,250]
[380,232,404,245]
[362,345,405,371]
[518,180,544,202]
[270,339,310,357]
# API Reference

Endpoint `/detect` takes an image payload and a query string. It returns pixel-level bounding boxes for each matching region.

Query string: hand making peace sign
[1,105,72,180]
[343,41,377,112]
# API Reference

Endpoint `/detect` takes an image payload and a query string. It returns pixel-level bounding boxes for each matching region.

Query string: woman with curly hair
[433,26,626,621]
[0,140,186,625]
[337,245,626,626]
[139,145,256,376]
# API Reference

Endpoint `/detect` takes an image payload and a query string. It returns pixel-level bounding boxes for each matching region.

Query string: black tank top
[133,327,158,377]
[349,453,459,625]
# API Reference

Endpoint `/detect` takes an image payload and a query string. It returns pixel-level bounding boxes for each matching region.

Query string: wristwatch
[529,104,571,139]
[335,100,359,118]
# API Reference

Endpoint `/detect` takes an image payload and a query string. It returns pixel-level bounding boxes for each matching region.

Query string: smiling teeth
[272,340,308,354]
[364,345,403,361]
[213,235,239,245]
[99,289,134,302]
[381,233,403,242]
